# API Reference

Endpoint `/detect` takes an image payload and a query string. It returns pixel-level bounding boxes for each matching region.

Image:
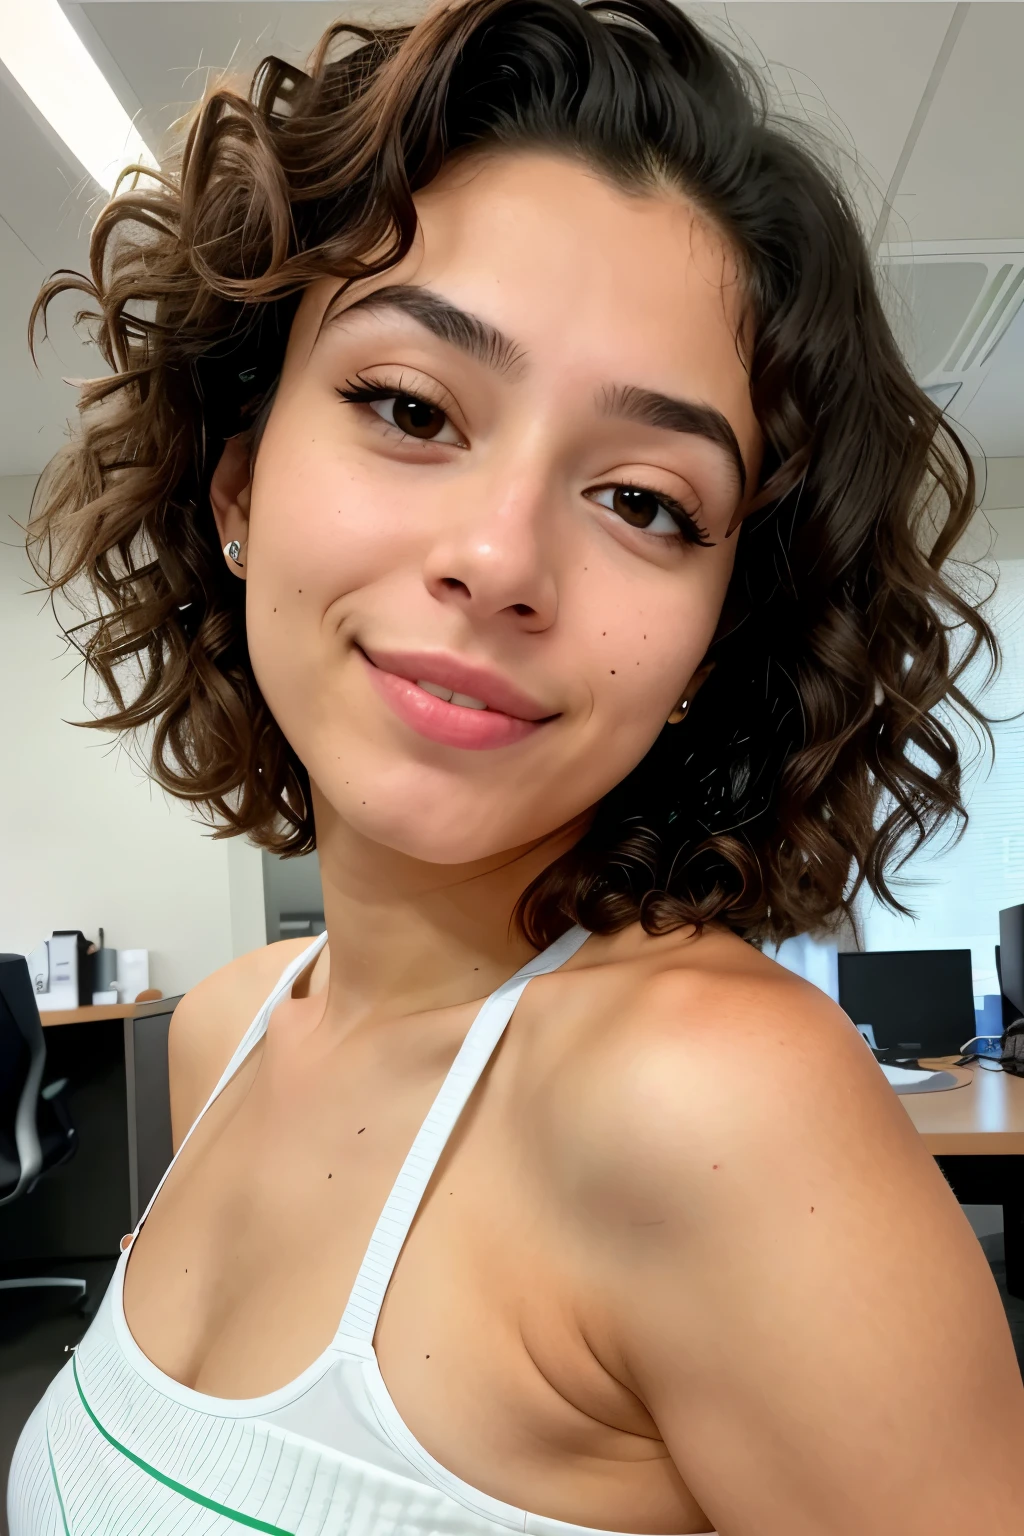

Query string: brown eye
[612,486,662,527]
[338,379,464,445]
[587,483,713,545]
[389,395,448,439]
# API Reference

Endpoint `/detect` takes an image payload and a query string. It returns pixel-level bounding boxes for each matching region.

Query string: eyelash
[337,375,456,426]
[592,481,713,548]
[335,378,714,548]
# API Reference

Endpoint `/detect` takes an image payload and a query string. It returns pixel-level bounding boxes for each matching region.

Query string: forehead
[415,150,746,317]
[292,152,756,449]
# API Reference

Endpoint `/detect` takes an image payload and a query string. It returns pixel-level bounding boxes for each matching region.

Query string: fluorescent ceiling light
[0,0,157,193]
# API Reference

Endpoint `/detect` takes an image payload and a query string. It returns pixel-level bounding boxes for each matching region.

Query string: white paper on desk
[879,1064,937,1087]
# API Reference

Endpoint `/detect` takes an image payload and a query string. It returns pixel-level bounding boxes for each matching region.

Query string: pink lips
[359,646,555,751]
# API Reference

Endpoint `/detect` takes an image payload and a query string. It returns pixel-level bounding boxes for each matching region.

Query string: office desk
[40,996,180,1231]
[906,1056,1024,1297]
[0,997,180,1266]
[40,1003,153,1026]
[904,1057,1024,1154]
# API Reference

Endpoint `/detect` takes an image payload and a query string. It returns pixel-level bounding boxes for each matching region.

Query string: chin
[363,809,518,866]
[319,772,534,866]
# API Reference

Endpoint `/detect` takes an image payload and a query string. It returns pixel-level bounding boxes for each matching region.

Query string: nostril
[440,577,470,595]
[511,603,534,617]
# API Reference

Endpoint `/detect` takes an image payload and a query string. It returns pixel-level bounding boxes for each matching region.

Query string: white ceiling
[1,1,1022,479]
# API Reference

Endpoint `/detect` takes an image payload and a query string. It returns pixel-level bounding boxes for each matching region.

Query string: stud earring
[224,540,244,567]
[667,697,690,725]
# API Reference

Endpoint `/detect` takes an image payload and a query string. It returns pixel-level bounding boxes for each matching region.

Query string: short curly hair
[28,0,995,949]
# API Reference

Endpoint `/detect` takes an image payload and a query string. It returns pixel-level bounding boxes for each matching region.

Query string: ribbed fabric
[7,928,714,1536]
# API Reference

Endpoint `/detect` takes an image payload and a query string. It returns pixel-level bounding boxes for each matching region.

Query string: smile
[358,646,556,751]
[417,680,489,710]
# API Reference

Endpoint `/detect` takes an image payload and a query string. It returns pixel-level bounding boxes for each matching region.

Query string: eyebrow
[321,284,747,493]
[319,283,526,374]
[599,384,746,495]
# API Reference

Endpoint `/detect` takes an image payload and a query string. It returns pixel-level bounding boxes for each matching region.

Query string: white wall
[0,476,265,998]
[985,506,1024,559]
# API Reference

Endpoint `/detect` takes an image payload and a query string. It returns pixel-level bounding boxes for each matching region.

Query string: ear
[685,660,716,700]
[667,661,716,725]
[209,435,253,578]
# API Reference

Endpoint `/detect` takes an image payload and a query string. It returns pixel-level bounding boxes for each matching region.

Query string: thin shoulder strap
[130,931,329,1239]
[337,924,590,1345]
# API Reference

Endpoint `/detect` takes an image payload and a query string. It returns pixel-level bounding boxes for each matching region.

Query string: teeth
[418,679,454,701]
[416,679,488,710]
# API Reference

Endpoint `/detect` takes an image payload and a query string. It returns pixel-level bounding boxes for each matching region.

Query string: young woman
[9,1,1024,1532]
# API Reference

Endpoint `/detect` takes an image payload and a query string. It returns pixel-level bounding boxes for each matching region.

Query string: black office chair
[0,952,87,1313]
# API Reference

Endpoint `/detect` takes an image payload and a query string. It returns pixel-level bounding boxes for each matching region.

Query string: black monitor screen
[999,905,1024,1016]
[837,949,975,1056]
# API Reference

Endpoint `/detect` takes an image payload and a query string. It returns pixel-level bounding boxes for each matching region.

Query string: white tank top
[7,925,717,1536]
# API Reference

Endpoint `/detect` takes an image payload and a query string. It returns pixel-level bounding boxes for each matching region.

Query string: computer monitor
[998,905,1024,1018]
[837,949,976,1056]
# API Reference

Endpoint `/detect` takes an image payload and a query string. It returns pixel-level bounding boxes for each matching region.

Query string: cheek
[242,406,431,668]
[580,556,731,747]
[247,434,389,595]
[238,421,406,741]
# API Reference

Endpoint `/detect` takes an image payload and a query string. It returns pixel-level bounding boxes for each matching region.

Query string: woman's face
[217,152,761,865]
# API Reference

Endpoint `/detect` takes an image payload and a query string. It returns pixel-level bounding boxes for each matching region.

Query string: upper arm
[572,970,1024,1536]
[166,940,311,1152]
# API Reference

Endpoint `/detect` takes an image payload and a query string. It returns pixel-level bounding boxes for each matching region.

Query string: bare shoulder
[551,923,958,1254]
[167,938,318,1151]
[552,925,893,1181]
[547,927,1024,1531]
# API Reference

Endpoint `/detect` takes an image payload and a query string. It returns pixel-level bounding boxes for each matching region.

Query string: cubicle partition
[124,996,178,1227]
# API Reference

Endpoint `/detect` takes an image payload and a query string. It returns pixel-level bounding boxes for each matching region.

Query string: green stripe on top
[71,1353,297,1535]
[45,1408,72,1536]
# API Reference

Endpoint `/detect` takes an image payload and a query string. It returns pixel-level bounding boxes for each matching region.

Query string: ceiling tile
[0,65,99,476]
[687,2,958,235]
[79,2,425,148]
[894,2,1024,242]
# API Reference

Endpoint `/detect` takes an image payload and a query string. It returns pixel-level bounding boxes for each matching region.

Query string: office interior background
[1,0,1024,1503]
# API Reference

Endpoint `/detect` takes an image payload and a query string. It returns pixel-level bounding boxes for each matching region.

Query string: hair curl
[28,0,996,948]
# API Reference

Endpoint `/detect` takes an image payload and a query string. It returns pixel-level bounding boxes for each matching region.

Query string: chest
[122,1020,491,1380]
[119,1013,708,1531]
[123,1016,624,1405]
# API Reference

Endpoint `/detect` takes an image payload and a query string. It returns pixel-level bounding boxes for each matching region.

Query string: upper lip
[360,645,556,722]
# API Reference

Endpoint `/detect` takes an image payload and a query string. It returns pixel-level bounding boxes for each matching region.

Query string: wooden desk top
[40,1003,140,1027]
[40,998,172,1027]
[903,1057,1024,1154]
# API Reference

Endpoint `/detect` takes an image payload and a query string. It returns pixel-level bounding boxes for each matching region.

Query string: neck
[308,789,590,1032]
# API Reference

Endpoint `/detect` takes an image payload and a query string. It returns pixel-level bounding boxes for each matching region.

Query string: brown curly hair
[28,0,996,948]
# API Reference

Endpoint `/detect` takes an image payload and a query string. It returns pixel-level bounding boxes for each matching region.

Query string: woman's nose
[422,482,559,631]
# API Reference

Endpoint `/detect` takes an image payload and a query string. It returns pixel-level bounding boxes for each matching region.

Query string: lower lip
[361,654,546,750]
